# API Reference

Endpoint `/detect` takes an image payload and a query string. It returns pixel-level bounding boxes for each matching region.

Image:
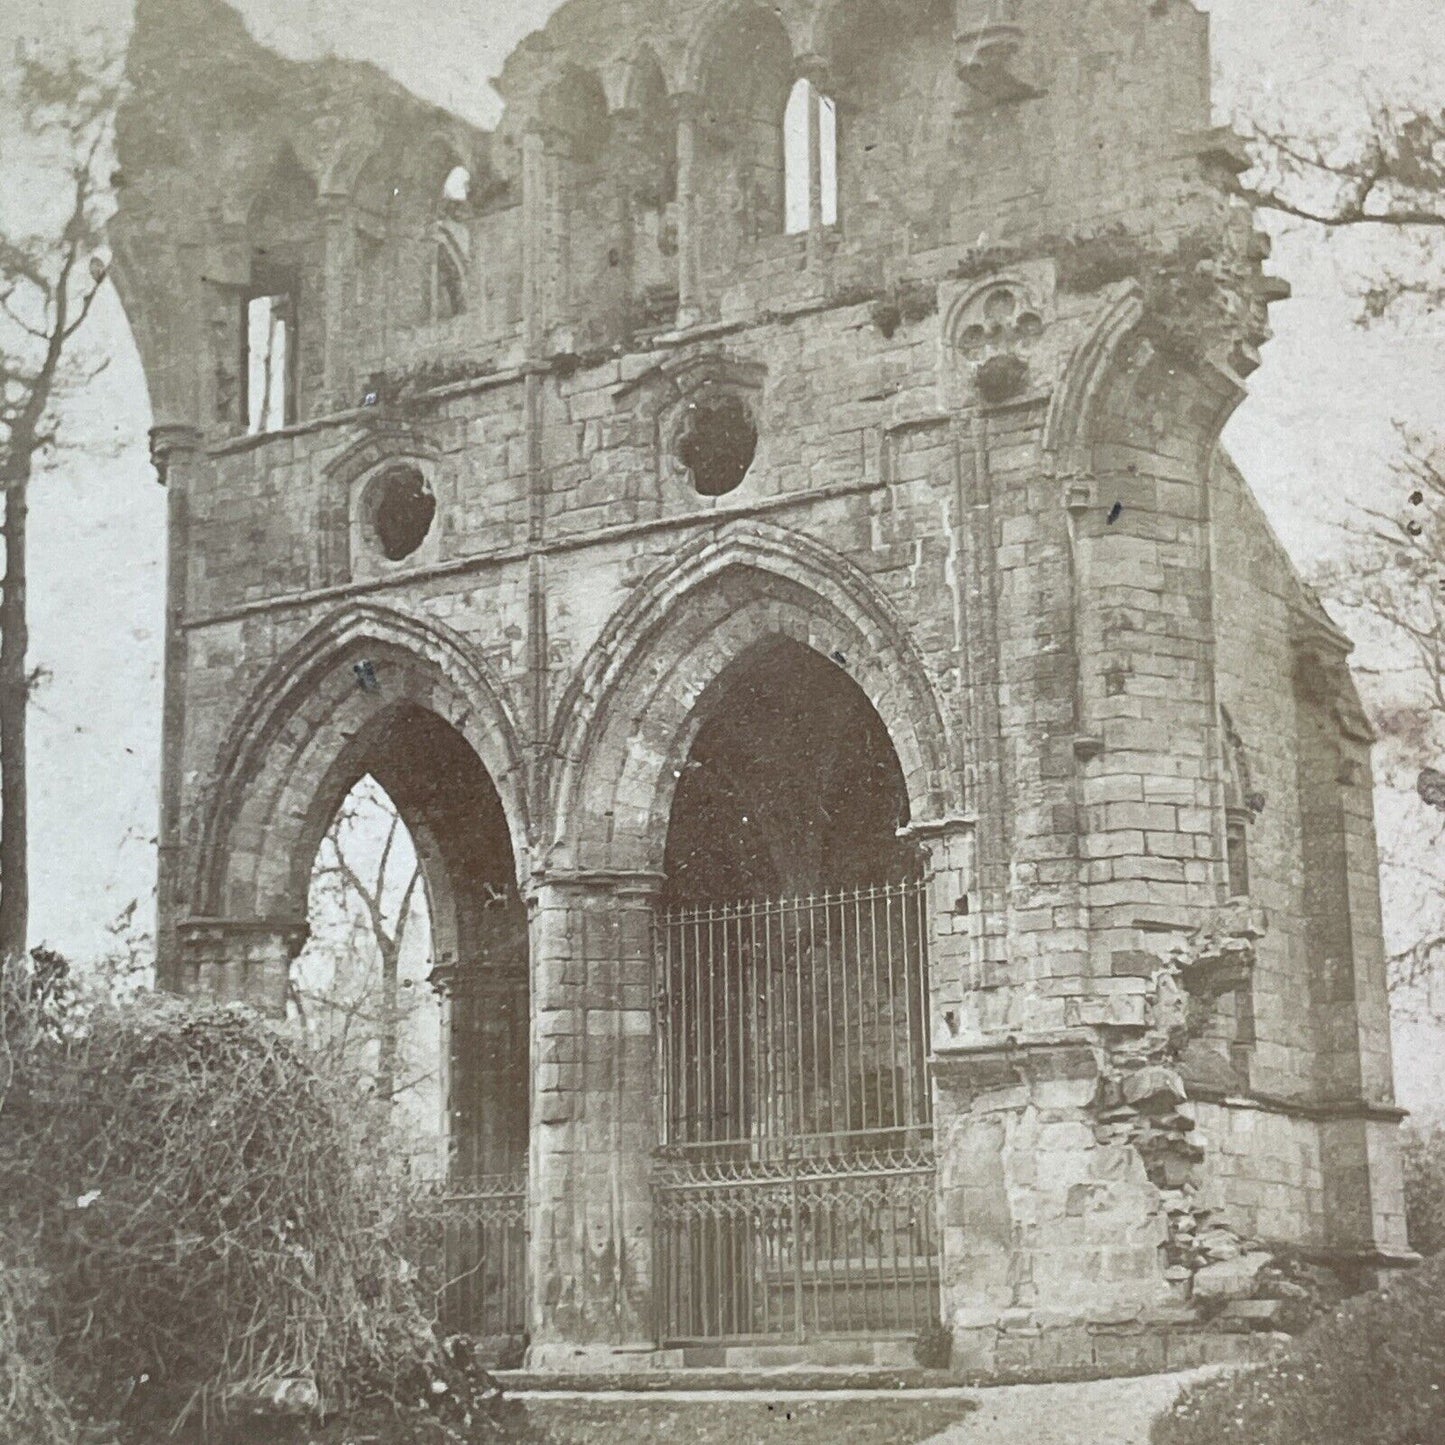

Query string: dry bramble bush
[0,950,504,1443]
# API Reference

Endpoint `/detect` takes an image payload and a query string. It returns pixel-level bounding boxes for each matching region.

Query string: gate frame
[650,879,941,1346]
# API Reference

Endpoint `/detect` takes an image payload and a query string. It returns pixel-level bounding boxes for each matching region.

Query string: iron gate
[653,880,939,1343]
[406,1171,527,1342]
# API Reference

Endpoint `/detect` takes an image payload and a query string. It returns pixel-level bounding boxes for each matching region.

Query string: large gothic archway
[550,536,950,1346]
[549,523,959,876]
[662,637,919,903]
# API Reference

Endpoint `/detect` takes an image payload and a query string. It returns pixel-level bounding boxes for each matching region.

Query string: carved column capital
[176,916,309,1016]
[429,956,528,1001]
[954,0,1042,104]
[793,53,832,91]
[527,866,667,904]
[669,89,703,125]
[148,422,203,486]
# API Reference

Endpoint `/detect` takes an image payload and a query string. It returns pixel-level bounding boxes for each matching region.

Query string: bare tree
[0,47,118,968]
[1235,89,1445,1009]
[1312,433,1445,1008]
[290,781,431,1108]
[1237,105,1444,318]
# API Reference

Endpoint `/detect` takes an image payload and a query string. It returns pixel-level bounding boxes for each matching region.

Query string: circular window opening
[676,393,758,497]
[442,164,471,204]
[372,466,437,560]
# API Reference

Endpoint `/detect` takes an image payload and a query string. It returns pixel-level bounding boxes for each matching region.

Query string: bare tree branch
[1238,105,1445,320]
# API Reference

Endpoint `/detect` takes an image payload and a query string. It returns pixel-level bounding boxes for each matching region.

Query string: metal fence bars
[653,880,939,1343]
[404,1171,527,1342]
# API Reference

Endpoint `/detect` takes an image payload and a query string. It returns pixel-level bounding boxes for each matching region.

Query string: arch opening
[654,639,938,1342]
[663,639,918,904]
[626,49,677,208]
[292,702,528,1336]
[540,65,611,168]
[674,391,758,497]
[692,4,794,275]
[292,774,440,1162]
[239,148,315,433]
[823,0,955,243]
[368,464,437,560]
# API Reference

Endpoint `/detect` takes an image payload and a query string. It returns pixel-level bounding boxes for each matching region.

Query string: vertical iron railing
[405,1171,528,1340]
[653,880,938,1343]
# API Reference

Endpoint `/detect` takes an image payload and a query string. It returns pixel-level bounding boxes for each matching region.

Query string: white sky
[5,0,1445,1104]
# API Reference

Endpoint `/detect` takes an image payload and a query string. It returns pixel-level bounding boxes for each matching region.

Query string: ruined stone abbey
[112,0,1410,1374]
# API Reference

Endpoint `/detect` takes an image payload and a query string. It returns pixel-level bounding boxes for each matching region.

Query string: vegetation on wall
[1152,1252,1445,1445]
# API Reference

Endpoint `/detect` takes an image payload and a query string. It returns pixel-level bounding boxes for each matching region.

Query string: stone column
[176,918,309,1017]
[150,422,201,994]
[526,869,662,1364]
[605,107,642,342]
[672,93,702,328]
[521,123,549,357]
[546,130,575,352]
[432,954,530,1182]
[318,189,354,409]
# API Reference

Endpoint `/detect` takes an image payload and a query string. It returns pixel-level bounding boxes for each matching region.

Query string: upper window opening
[442,164,471,204]
[784,78,839,236]
[244,286,295,435]
[629,52,677,208]
[434,244,465,321]
[819,92,838,227]
[676,393,758,497]
[372,466,437,560]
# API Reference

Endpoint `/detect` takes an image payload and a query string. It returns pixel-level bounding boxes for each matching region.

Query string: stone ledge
[951,1320,1284,1379]
[931,1031,1100,1079]
[505,1326,1274,1390]
[1192,1089,1408,1125]
[181,470,894,631]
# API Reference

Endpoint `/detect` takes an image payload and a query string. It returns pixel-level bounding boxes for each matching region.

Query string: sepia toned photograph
[1,0,1443,1440]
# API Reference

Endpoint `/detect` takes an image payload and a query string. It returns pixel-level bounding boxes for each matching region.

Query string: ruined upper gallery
[111,0,1238,437]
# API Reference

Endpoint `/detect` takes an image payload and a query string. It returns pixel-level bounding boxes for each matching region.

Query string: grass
[517,1397,975,1444]
[1151,1253,1445,1445]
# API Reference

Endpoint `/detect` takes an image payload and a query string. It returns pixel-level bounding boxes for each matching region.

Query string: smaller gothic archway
[663,638,917,902]
[297,702,529,1340]
[191,613,531,1343]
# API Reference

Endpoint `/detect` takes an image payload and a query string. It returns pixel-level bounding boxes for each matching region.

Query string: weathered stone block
[1193,1251,1272,1301]
[1122,1066,1188,1109]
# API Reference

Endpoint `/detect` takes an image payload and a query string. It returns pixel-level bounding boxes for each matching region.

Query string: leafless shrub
[0,983,457,1437]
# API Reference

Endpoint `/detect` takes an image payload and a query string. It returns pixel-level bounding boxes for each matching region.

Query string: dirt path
[921,1368,1223,1445]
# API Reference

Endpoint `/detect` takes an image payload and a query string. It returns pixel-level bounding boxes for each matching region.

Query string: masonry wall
[115,0,1410,1373]
[1209,454,1408,1259]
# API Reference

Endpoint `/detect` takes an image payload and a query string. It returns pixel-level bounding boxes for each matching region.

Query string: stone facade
[113,0,1410,1374]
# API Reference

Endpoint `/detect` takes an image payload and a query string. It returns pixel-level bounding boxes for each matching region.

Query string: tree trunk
[0,453,30,968]
[377,940,399,1102]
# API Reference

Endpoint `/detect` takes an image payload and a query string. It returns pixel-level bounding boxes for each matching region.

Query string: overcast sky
[5,0,1445,1102]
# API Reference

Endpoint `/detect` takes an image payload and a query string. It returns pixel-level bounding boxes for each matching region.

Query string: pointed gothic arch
[548,521,959,877]
[192,604,529,926]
